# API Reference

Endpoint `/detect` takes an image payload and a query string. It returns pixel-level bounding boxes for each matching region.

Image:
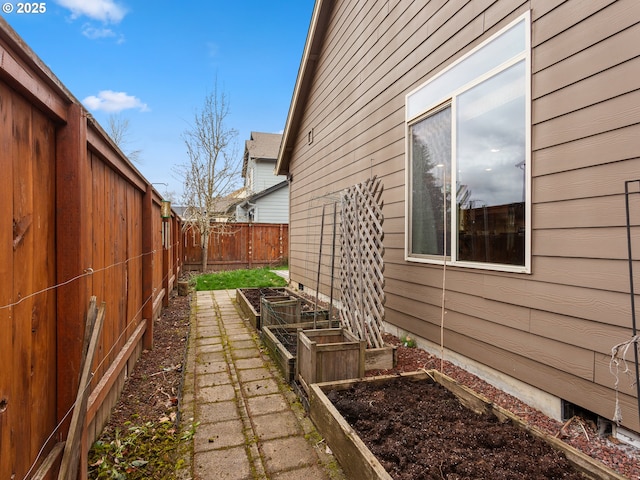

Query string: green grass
[195,267,288,291]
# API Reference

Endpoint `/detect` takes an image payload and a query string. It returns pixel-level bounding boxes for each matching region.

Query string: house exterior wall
[235,204,250,222]
[235,186,290,223]
[253,185,290,223]
[285,0,640,432]
[247,158,286,193]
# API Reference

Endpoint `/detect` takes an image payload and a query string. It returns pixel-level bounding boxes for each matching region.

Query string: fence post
[279,223,284,263]
[248,223,253,269]
[56,103,91,436]
[172,216,180,277]
[141,185,154,349]
[163,218,170,307]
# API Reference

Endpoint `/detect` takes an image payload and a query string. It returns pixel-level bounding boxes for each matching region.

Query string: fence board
[13,89,34,479]
[183,223,288,270]
[0,80,14,480]
[30,104,57,462]
[115,174,128,369]
[126,187,142,333]
[142,185,154,349]
[153,205,164,307]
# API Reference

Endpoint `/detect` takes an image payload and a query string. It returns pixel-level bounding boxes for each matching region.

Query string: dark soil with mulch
[94,289,191,435]
[94,287,640,480]
[262,326,604,478]
[239,286,328,315]
[239,287,287,309]
[271,328,299,356]
[328,377,586,480]
[364,334,640,479]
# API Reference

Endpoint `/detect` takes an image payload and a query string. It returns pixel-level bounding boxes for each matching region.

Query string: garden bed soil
[236,287,284,330]
[240,287,331,318]
[365,334,640,479]
[93,289,640,479]
[271,325,299,356]
[240,286,287,307]
[262,325,301,383]
[327,375,592,479]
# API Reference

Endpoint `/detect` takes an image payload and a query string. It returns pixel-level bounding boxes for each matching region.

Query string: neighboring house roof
[174,187,247,219]
[276,1,332,176]
[226,180,289,214]
[213,187,247,213]
[244,179,288,203]
[172,205,188,219]
[242,131,284,177]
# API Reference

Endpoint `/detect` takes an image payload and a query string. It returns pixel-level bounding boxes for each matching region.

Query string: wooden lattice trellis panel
[339,176,385,348]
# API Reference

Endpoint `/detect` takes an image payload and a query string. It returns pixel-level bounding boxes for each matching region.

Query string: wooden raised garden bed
[300,306,330,323]
[364,344,397,371]
[236,287,329,330]
[308,371,626,480]
[262,325,300,383]
[261,320,340,383]
[297,328,366,395]
[238,288,395,381]
[261,296,301,329]
[236,287,287,330]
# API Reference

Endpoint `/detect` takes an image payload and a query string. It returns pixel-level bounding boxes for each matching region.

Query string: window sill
[405,254,531,274]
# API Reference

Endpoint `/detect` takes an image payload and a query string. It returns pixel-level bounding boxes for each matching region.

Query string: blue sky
[2,0,314,200]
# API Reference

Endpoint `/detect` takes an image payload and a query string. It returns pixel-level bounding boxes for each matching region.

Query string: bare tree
[106,114,142,163]
[161,190,178,204]
[177,81,240,271]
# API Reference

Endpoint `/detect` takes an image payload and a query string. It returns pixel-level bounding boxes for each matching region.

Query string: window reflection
[456,61,526,265]
[410,107,451,257]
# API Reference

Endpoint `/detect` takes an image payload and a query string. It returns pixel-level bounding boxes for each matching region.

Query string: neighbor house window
[406,13,530,273]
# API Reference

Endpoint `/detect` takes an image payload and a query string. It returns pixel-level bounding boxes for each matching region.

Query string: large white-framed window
[405,12,531,273]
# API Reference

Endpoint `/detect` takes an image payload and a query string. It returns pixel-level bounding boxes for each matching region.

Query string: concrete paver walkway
[180,289,344,480]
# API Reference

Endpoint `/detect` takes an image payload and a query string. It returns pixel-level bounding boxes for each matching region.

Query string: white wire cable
[15,239,183,479]
[0,249,160,313]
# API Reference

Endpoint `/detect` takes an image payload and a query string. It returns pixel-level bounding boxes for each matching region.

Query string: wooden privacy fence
[0,19,182,480]
[183,222,288,270]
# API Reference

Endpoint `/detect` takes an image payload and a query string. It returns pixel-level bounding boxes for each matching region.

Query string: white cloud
[55,0,127,23]
[81,25,125,43]
[82,25,114,39]
[83,90,149,113]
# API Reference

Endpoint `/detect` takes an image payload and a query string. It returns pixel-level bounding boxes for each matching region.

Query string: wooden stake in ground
[58,299,105,480]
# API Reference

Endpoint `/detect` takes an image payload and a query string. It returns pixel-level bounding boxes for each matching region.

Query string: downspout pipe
[624,179,640,426]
